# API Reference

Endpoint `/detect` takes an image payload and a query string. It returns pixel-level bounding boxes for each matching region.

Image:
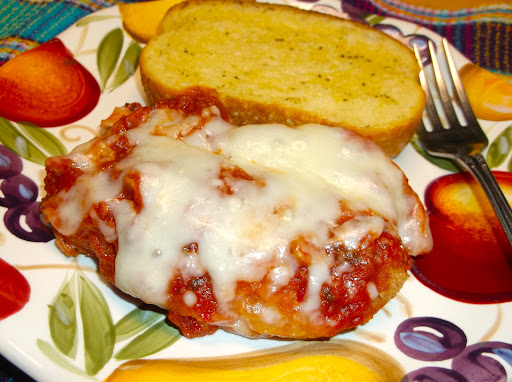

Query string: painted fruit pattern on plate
[0,1,511,381]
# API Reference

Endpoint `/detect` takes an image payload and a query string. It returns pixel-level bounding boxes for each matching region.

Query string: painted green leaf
[79,275,115,376]
[0,118,48,165]
[486,125,512,169]
[114,319,181,360]
[366,14,387,26]
[97,28,124,92]
[114,305,164,343]
[18,123,67,157]
[411,134,459,172]
[76,15,120,27]
[48,275,77,359]
[108,41,142,92]
[37,339,89,378]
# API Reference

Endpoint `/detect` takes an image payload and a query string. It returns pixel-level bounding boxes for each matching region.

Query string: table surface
[0,0,511,380]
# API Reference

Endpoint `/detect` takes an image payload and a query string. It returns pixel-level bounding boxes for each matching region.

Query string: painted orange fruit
[459,63,512,121]
[0,38,100,127]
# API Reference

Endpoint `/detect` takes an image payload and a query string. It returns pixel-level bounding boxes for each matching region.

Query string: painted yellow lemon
[459,63,512,121]
[104,340,405,382]
[119,0,186,42]
[105,355,383,382]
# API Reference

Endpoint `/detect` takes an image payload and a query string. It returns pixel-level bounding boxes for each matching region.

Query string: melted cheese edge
[51,107,432,318]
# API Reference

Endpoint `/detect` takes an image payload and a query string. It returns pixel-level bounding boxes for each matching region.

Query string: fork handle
[458,153,512,267]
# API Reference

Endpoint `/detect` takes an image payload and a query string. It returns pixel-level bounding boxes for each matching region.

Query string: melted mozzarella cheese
[112,136,341,305]
[197,122,431,256]
[54,106,432,315]
[331,215,386,250]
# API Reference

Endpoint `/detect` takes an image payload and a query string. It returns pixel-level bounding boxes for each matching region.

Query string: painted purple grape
[339,3,368,22]
[452,342,512,382]
[4,202,53,242]
[494,348,512,365]
[0,145,22,179]
[0,174,38,208]
[401,367,468,382]
[395,317,467,361]
[0,144,54,242]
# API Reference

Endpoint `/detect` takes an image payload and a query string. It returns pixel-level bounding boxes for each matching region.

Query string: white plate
[1,1,511,381]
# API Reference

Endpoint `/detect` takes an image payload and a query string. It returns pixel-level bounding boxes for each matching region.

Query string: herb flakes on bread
[140,0,425,157]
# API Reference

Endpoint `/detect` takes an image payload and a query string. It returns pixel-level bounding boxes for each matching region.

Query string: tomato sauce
[167,274,219,338]
[118,170,143,213]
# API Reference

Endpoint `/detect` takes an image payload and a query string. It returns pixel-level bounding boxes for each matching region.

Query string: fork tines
[413,38,488,157]
[413,38,512,261]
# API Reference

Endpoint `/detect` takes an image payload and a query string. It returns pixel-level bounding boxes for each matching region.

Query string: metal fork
[414,38,512,266]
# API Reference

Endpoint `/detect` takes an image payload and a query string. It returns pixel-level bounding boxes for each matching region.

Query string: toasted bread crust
[140,0,425,157]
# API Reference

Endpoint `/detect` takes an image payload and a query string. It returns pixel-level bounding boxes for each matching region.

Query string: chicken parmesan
[41,91,432,339]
